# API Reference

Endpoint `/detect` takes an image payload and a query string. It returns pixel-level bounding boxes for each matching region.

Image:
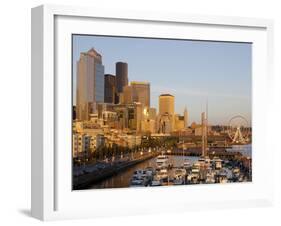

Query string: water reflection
[90,156,199,189]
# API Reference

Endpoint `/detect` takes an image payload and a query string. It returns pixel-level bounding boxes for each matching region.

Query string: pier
[166,148,243,160]
[73,152,158,189]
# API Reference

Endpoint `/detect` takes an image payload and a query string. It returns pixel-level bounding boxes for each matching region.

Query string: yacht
[130,175,144,187]
[213,157,223,170]
[173,168,186,185]
[182,159,192,169]
[156,155,171,169]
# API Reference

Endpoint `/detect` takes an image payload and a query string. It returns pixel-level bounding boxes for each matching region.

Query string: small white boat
[156,155,170,169]
[173,168,186,185]
[213,157,223,170]
[232,167,240,178]
[151,177,161,186]
[182,159,192,169]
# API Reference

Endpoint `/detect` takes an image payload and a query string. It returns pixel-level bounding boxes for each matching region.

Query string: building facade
[121,81,150,108]
[76,48,105,121]
[184,106,189,128]
[159,94,175,116]
[158,94,175,133]
[116,62,128,93]
[104,74,116,104]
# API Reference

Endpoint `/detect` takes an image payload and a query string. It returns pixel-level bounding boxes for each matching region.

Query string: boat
[145,166,155,177]
[213,157,223,170]
[205,169,216,184]
[150,169,168,186]
[156,154,171,169]
[173,168,186,185]
[130,175,144,187]
[215,169,228,183]
[182,159,192,169]
[133,169,147,179]
[232,167,240,178]
[151,176,161,186]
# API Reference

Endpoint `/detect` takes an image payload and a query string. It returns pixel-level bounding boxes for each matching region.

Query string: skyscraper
[201,112,207,157]
[121,81,150,108]
[158,94,175,133]
[104,74,116,104]
[184,106,189,128]
[76,48,104,121]
[159,94,175,116]
[116,62,128,93]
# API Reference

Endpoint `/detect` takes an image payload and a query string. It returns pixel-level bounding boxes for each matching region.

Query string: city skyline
[72,35,252,125]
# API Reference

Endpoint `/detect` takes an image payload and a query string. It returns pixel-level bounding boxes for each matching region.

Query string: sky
[72,34,252,125]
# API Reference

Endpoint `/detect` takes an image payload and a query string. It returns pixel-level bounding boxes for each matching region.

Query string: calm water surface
[90,155,199,189]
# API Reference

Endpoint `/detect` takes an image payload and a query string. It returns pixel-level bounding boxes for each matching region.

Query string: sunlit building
[159,94,174,116]
[72,133,91,158]
[121,81,150,108]
[158,94,175,133]
[174,114,185,131]
[76,48,104,120]
[184,106,189,128]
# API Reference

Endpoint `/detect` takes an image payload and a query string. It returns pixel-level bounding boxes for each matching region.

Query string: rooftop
[159,94,174,97]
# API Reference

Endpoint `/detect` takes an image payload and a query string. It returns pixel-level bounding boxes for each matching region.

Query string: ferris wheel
[227,115,250,144]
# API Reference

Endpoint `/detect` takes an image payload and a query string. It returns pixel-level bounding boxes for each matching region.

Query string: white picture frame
[31,4,274,221]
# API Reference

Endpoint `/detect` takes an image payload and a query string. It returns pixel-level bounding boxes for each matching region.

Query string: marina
[73,145,252,189]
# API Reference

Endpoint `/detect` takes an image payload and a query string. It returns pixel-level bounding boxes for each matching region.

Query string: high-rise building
[201,112,207,157]
[122,85,133,104]
[122,81,150,108]
[158,94,175,133]
[184,106,188,128]
[116,62,128,93]
[174,114,185,131]
[131,81,150,108]
[159,94,174,116]
[104,74,116,104]
[76,48,104,121]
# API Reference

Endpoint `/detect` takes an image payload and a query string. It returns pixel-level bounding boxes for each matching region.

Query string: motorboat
[182,159,192,169]
[156,155,171,169]
[173,168,186,185]
[213,157,223,170]
[130,175,144,187]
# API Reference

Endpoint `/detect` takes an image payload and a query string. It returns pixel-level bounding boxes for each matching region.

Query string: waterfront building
[116,62,128,93]
[126,135,142,148]
[104,74,117,104]
[76,48,105,121]
[72,133,91,158]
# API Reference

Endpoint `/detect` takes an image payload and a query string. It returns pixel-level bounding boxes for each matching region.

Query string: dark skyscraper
[104,74,116,104]
[116,62,128,93]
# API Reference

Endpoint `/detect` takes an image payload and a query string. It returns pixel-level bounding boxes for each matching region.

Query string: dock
[73,152,158,189]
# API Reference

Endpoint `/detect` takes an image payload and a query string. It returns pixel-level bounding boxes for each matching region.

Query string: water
[88,144,252,189]
[89,155,199,189]
[226,144,252,158]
